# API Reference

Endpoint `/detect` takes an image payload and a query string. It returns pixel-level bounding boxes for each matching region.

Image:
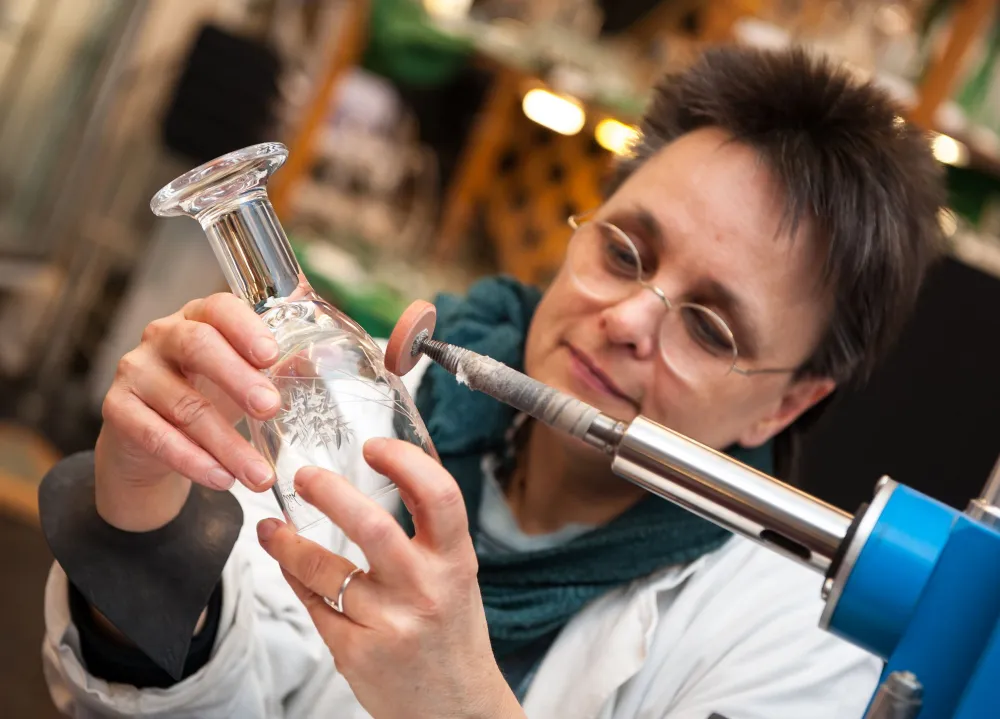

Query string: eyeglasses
[566,211,799,383]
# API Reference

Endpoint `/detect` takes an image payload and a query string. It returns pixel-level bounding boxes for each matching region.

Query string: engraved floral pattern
[280,382,355,450]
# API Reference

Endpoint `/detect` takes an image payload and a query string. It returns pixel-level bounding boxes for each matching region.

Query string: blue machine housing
[826,484,1000,718]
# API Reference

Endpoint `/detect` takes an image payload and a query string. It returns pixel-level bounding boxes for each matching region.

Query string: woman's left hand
[256,438,524,719]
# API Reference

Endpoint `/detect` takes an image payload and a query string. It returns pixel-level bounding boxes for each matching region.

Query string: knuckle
[115,351,143,381]
[429,479,463,511]
[298,549,331,589]
[177,321,218,359]
[222,436,252,462]
[384,617,421,658]
[140,317,170,345]
[452,548,479,582]
[101,389,125,425]
[180,298,201,316]
[409,573,449,617]
[201,293,231,324]
[414,591,445,619]
[139,423,173,460]
[357,515,393,548]
[169,392,213,429]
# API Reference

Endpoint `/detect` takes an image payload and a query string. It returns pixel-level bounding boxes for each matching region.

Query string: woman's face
[524,128,836,452]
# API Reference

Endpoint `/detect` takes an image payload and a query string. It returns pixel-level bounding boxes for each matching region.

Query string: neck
[203,194,302,312]
[507,421,647,534]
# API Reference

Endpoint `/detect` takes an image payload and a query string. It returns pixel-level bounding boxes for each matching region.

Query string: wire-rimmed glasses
[566,212,798,383]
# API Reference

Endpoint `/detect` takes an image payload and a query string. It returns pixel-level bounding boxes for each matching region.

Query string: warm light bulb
[595,118,640,155]
[522,89,586,136]
[931,133,969,167]
[422,0,472,19]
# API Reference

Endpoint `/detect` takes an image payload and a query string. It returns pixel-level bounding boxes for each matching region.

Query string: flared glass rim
[150,142,288,220]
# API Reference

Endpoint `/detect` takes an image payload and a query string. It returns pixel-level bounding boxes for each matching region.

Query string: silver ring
[324,567,365,614]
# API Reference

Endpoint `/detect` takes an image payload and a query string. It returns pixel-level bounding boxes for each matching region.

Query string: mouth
[564,344,638,409]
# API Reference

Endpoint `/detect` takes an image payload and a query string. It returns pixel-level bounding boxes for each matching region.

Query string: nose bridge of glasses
[642,281,672,310]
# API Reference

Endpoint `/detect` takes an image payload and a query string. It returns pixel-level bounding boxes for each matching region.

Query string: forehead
[608,128,832,358]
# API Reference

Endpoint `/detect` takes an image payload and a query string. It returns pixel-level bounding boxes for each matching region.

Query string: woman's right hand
[95,293,282,532]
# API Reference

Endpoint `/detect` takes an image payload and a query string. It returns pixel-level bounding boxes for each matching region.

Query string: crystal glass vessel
[151,143,432,547]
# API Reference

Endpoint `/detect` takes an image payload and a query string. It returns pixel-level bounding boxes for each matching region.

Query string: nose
[599,288,665,359]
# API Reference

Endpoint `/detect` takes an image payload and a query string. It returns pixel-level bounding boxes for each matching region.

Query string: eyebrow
[633,208,663,249]
[613,205,763,359]
[602,206,664,250]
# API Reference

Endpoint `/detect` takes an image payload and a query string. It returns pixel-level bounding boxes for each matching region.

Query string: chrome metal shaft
[863,671,923,719]
[416,338,852,574]
[611,416,853,574]
[968,452,1000,529]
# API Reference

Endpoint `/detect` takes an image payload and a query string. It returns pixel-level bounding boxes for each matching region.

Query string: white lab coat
[41,357,882,718]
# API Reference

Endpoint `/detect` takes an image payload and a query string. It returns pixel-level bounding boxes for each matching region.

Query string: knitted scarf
[402,276,773,660]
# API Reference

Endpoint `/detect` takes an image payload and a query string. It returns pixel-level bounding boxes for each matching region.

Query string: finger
[257,518,378,625]
[362,439,468,552]
[293,467,421,580]
[130,358,274,489]
[183,293,279,368]
[156,318,281,421]
[102,386,236,490]
[279,567,364,666]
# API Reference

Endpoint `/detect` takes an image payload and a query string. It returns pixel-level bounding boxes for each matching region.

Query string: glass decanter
[150,143,432,550]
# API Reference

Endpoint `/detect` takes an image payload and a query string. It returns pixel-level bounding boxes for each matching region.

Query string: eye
[598,224,641,278]
[682,306,734,357]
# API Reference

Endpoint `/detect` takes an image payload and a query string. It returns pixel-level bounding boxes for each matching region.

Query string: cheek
[638,368,767,448]
[525,275,599,374]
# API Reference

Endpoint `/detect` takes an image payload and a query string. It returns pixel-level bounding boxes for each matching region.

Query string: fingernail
[252,336,279,363]
[246,461,274,487]
[208,467,236,490]
[293,471,310,495]
[293,466,323,495]
[249,385,280,413]
[257,518,279,541]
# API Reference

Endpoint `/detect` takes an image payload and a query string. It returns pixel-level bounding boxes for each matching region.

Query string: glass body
[252,294,431,531]
[151,143,432,547]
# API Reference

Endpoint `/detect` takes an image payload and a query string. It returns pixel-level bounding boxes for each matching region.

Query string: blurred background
[0,0,997,714]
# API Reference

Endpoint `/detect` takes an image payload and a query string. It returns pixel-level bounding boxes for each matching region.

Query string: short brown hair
[611,46,946,386]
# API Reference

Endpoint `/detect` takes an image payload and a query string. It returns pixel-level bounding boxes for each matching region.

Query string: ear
[737,376,836,448]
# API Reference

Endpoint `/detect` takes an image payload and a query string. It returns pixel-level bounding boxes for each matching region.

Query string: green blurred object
[946,163,1000,227]
[363,0,473,87]
[954,10,1000,134]
[293,243,408,340]
[946,166,1000,229]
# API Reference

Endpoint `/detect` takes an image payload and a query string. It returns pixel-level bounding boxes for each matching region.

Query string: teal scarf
[404,276,773,660]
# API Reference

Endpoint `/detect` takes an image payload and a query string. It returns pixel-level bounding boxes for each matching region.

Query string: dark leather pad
[38,451,243,680]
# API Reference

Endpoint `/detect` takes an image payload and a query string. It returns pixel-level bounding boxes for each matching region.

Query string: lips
[565,344,638,408]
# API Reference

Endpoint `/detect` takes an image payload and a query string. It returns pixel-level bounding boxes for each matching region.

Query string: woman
[43,47,944,718]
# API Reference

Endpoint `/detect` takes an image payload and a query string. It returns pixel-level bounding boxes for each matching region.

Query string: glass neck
[201,192,303,313]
